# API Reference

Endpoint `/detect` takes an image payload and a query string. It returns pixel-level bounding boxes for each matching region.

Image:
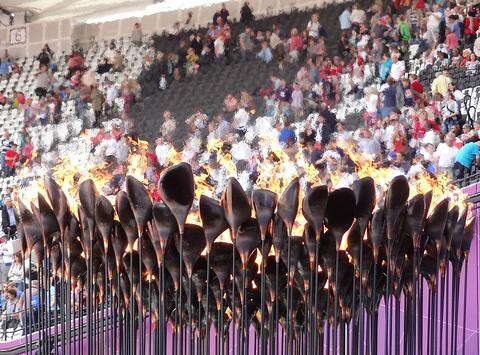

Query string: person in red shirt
[413,110,440,139]
[288,28,304,62]
[149,183,162,203]
[464,9,480,44]
[110,123,124,141]
[409,74,424,103]
[4,143,19,177]
[21,137,34,163]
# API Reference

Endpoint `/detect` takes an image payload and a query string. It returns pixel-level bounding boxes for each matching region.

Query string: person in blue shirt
[380,54,393,82]
[0,59,12,80]
[454,141,480,179]
[278,120,296,147]
[257,41,273,64]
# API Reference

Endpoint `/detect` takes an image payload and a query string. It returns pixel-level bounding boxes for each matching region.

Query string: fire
[15,124,466,239]
[18,136,149,214]
[336,140,467,211]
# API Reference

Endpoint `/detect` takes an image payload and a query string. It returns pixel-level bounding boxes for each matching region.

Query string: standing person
[90,84,104,127]
[240,2,254,25]
[7,253,24,292]
[339,5,352,31]
[307,13,322,38]
[131,23,143,47]
[1,197,16,238]
[434,133,459,178]
[1,289,20,334]
[34,64,51,98]
[454,141,480,179]
[37,44,53,67]
[3,143,19,177]
[0,238,13,285]
[464,8,479,45]
[0,131,12,176]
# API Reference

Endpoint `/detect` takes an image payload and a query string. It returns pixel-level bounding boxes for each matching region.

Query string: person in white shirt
[339,7,352,31]
[307,14,321,38]
[383,114,404,150]
[233,108,250,132]
[155,136,172,167]
[358,128,382,156]
[0,238,13,285]
[390,55,405,81]
[426,6,442,45]
[350,4,366,25]
[407,154,426,178]
[421,122,440,147]
[336,122,352,147]
[434,133,459,177]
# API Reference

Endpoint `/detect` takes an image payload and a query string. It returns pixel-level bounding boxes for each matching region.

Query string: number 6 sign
[9,27,26,45]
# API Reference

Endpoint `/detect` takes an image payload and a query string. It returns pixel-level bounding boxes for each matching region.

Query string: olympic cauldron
[16,162,475,355]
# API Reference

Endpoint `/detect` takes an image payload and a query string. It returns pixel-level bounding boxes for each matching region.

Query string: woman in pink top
[446,29,459,51]
[288,28,304,62]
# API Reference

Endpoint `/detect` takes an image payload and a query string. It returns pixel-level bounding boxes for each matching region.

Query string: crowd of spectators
[0,25,145,179]
[135,0,480,204]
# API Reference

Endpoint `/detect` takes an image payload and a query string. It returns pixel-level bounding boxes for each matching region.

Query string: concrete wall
[0,18,73,59]
[0,0,348,59]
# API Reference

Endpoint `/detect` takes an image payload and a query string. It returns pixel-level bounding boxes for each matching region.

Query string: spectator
[288,28,304,63]
[454,141,480,180]
[381,77,399,117]
[37,44,54,66]
[90,84,105,127]
[7,254,23,291]
[1,289,20,334]
[307,14,323,38]
[278,120,296,147]
[350,4,366,26]
[339,6,352,31]
[390,53,405,82]
[155,136,173,168]
[0,57,12,80]
[446,28,459,52]
[257,41,273,64]
[112,50,125,72]
[183,12,194,32]
[1,197,16,238]
[186,48,200,76]
[464,8,479,44]
[239,27,255,59]
[161,111,177,141]
[213,3,229,25]
[0,131,12,175]
[34,64,51,98]
[431,71,452,97]
[240,2,254,25]
[132,23,143,47]
[465,53,479,76]
[4,144,19,177]
[358,128,381,155]
[0,91,7,106]
[434,133,459,177]
[20,136,34,164]
[214,35,226,63]
[97,58,112,75]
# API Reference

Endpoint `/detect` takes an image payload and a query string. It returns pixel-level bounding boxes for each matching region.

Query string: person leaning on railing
[453,140,480,180]
[1,288,20,336]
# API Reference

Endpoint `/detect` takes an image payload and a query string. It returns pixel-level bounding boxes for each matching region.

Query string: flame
[14,122,466,244]
[19,136,149,214]
[336,140,467,211]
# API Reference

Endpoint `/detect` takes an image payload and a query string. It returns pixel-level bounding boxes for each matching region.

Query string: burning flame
[15,124,466,239]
